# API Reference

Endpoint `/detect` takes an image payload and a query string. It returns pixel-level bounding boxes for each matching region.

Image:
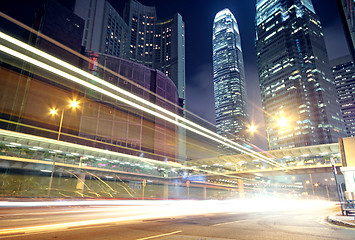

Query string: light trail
[0,199,336,237]
[0,11,255,149]
[0,31,283,168]
[0,128,177,175]
[0,129,251,181]
[0,117,179,163]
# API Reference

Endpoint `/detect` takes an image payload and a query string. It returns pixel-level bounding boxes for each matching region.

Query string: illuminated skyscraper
[212,9,249,147]
[331,55,355,137]
[337,0,355,62]
[74,0,185,102]
[255,0,346,150]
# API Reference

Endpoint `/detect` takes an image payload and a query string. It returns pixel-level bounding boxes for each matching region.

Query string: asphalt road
[0,199,354,239]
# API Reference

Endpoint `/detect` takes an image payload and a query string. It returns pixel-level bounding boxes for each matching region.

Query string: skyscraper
[74,0,186,161]
[331,55,355,137]
[74,0,185,102]
[124,0,185,101]
[337,0,355,62]
[255,0,346,150]
[212,9,249,147]
[74,0,128,58]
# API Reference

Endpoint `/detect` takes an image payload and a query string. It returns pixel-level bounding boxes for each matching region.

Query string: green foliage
[0,143,10,153]
[0,174,46,197]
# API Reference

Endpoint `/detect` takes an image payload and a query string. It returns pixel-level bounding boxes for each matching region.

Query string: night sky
[1,0,350,149]
[115,0,349,149]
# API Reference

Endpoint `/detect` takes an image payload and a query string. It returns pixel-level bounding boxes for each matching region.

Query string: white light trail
[0,32,283,167]
[0,199,336,237]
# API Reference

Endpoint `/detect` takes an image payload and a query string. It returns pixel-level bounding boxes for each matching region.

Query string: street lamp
[47,99,79,196]
[277,116,288,128]
[266,115,290,151]
[247,124,257,134]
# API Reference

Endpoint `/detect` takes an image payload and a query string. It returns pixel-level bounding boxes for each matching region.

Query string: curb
[327,215,355,228]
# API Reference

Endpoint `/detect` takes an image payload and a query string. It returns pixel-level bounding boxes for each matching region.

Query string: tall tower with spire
[212,9,249,151]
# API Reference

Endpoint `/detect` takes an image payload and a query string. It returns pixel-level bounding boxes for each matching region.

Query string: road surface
[0,199,354,239]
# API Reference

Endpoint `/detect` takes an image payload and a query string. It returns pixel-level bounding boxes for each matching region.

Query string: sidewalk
[328,212,355,228]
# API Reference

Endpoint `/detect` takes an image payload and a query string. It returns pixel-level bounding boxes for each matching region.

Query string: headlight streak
[0,32,283,169]
[0,199,336,236]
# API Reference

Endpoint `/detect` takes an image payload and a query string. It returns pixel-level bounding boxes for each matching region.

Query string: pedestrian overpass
[187,143,343,178]
[0,127,345,181]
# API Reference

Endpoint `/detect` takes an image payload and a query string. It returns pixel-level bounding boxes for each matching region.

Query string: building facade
[331,55,355,137]
[212,9,249,147]
[74,0,185,102]
[74,0,186,160]
[255,0,346,150]
[337,0,355,62]
[74,0,128,58]
[80,53,179,159]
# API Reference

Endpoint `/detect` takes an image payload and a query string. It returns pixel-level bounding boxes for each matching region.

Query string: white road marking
[212,219,248,227]
[136,230,182,240]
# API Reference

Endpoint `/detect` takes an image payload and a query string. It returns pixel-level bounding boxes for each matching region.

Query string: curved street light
[47,99,79,196]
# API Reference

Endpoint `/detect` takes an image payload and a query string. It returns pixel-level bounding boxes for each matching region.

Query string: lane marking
[212,219,248,227]
[136,230,182,240]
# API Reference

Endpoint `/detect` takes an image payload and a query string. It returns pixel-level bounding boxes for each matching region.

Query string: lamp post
[47,99,79,196]
[266,116,289,151]
[266,127,271,151]
[309,173,315,198]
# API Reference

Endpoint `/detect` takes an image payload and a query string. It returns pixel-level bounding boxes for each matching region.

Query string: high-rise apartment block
[255,0,346,150]
[74,0,128,58]
[212,9,249,146]
[74,0,185,102]
[331,55,355,137]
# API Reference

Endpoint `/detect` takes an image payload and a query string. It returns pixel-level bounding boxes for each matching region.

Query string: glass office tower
[331,55,355,137]
[255,0,346,150]
[337,0,355,62]
[212,9,249,149]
